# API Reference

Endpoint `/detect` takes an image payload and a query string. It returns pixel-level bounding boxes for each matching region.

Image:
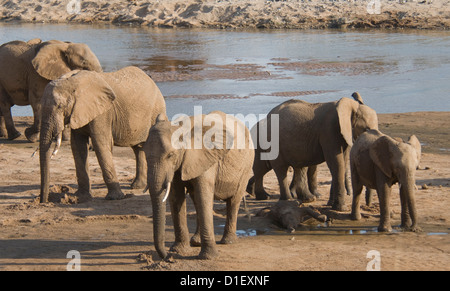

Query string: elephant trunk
[151,183,171,260]
[39,122,54,203]
[148,163,172,260]
[400,173,419,231]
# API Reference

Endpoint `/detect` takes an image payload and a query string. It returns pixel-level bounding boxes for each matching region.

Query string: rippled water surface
[1,23,449,119]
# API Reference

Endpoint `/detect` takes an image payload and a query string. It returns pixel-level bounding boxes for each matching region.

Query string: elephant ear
[336,97,360,147]
[180,113,234,181]
[68,71,116,129]
[369,135,396,178]
[32,42,71,80]
[407,135,422,168]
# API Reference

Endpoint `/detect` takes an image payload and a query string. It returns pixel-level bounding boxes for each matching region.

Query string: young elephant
[39,66,166,203]
[350,129,421,232]
[144,112,254,260]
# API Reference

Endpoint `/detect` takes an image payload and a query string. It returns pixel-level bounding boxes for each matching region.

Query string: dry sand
[0,112,449,271]
[0,0,449,30]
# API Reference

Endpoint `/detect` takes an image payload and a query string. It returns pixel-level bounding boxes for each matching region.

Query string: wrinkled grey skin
[288,92,366,201]
[250,96,378,211]
[39,66,166,203]
[0,39,102,142]
[350,129,421,232]
[145,112,254,260]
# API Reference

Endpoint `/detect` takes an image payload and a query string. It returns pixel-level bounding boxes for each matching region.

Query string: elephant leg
[273,163,292,201]
[399,185,412,230]
[131,145,147,189]
[24,101,41,142]
[169,179,191,255]
[220,193,242,244]
[0,113,7,138]
[192,175,218,260]
[0,88,20,140]
[344,146,352,196]
[89,123,124,200]
[375,169,393,232]
[307,165,322,198]
[350,169,364,220]
[189,191,201,247]
[71,131,93,202]
[290,167,315,203]
[252,158,272,200]
[365,188,375,206]
[324,150,347,211]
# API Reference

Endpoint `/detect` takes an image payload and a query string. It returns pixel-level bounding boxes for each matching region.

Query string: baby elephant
[350,129,421,232]
[263,200,327,233]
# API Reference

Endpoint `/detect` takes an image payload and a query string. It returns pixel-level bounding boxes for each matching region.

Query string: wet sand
[1,0,449,30]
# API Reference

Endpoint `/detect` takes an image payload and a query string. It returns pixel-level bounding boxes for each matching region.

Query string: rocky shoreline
[0,0,449,30]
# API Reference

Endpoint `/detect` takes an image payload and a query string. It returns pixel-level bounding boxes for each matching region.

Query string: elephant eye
[167,152,175,159]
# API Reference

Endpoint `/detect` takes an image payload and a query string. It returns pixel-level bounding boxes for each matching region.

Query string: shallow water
[1,23,449,120]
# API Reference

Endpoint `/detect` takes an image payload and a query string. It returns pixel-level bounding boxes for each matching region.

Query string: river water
[1,23,449,120]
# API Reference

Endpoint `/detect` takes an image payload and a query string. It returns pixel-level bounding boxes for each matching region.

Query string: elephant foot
[75,190,93,203]
[401,223,422,233]
[7,130,22,140]
[198,245,219,260]
[254,190,271,200]
[170,242,191,255]
[298,193,316,204]
[24,127,39,142]
[190,234,201,247]
[377,225,393,233]
[105,189,126,200]
[220,233,238,245]
[332,203,347,212]
[130,178,146,190]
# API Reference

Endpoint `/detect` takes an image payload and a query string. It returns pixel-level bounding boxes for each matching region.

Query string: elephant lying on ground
[350,129,421,232]
[250,95,378,211]
[144,112,254,260]
[0,39,102,142]
[257,200,327,233]
[39,66,166,203]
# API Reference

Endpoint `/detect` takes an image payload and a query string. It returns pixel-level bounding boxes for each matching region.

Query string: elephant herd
[0,39,422,260]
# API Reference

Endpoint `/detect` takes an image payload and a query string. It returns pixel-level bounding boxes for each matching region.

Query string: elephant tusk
[51,133,62,159]
[162,182,171,203]
[31,146,40,158]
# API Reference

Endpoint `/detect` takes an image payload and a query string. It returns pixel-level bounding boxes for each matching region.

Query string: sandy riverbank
[0,0,449,30]
[0,112,448,270]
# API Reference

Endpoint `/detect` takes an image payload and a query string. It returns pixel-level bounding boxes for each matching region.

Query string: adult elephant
[0,39,102,142]
[286,92,368,202]
[250,96,378,211]
[39,66,166,203]
[350,129,421,232]
[144,112,254,260]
